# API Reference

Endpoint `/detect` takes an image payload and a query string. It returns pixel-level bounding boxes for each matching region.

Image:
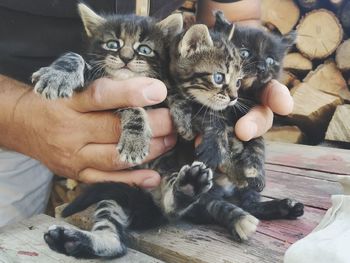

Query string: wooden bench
[1,142,349,262]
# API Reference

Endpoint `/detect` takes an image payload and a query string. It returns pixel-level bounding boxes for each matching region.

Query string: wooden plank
[265,142,350,175]
[265,163,345,182]
[0,214,164,263]
[129,223,288,263]
[258,205,325,244]
[263,170,342,209]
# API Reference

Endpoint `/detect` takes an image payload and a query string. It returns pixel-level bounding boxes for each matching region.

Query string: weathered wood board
[0,214,164,263]
[1,142,349,263]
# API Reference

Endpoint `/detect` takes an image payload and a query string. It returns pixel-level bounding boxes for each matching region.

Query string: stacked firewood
[261,0,350,146]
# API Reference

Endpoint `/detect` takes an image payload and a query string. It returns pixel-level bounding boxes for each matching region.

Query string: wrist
[0,75,37,156]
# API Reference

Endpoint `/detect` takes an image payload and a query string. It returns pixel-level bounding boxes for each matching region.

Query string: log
[283,52,313,73]
[280,70,301,88]
[297,0,320,10]
[336,39,350,72]
[261,0,300,34]
[264,126,304,144]
[296,9,343,59]
[303,60,350,100]
[289,83,342,144]
[325,105,350,143]
[339,1,350,33]
[329,0,344,9]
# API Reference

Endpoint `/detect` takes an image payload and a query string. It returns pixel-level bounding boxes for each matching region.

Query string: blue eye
[213,73,225,85]
[236,79,242,88]
[240,49,250,59]
[138,45,153,56]
[103,40,120,51]
[266,57,275,65]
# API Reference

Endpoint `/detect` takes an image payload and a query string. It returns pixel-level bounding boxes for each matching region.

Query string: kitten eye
[213,73,225,85]
[236,79,242,88]
[266,57,275,66]
[240,49,250,59]
[137,45,154,56]
[103,40,120,51]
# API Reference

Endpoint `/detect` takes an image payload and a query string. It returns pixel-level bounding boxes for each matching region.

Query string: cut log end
[336,39,350,72]
[296,9,343,59]
[325,105,350,143]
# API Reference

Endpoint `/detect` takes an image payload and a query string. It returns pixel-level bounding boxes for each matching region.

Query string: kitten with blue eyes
[32,3,182,164]
[214,10,296,103]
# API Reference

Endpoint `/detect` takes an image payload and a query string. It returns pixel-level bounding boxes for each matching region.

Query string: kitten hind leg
[239,188,304,220]
[161,161,213,218]
[32,52,86,99]
[44,200,129,258]
[116,107,152,164]
[202,197,259,241]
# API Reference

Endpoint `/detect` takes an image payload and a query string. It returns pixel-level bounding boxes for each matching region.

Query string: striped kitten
[32,3,182,165]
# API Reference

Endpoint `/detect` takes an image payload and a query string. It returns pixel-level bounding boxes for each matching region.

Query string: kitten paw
[176,161,213,197]
[32,67,84,100]
[117,133,151,164]
[44,225,94,258]
[279,199,304,219]
[231,215,259,242]
[178,127,195,141]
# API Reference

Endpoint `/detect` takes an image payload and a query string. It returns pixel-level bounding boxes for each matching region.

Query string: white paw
[234,215,259,241]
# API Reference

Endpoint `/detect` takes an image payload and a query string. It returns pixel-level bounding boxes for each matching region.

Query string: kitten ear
[281,31,297,48]
[179,24,213,57]
[213,10,234,41]
[78,3,106,37]
[157,13,183,37]
[213,10,231,32]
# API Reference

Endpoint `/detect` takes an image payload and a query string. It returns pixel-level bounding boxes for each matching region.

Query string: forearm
[0,75,33,153]
[196,0,261,27]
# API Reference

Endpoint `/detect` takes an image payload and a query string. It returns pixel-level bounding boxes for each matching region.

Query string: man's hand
[5,77,176,188]
[235,80,294,141]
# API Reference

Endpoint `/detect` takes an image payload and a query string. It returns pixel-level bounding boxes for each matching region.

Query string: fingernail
[143,81,166,102]
[164,134,177,148]
[246,122,258,140]
[141,176,159,189]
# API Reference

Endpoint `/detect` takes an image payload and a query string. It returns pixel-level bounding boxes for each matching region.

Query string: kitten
[32,3,183,164]
[214,10,296,102]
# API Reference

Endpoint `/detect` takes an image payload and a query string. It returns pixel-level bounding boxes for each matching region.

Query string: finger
[235,105,273,141]
[85,108,174,143]
[78,134,177,171]
[261,80,294,115]
[69,77,167,112]
[78,168,161,189]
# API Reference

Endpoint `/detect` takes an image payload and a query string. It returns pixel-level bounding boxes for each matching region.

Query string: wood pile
[261,0,350,146]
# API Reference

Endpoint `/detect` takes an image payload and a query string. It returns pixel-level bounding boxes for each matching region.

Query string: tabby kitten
[32,3,183,164]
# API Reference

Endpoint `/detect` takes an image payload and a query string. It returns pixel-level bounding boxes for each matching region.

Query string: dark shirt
[0,0,182,83]
[0,0,236,83]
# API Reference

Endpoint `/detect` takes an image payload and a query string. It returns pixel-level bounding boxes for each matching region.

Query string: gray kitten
[32,3,182,164]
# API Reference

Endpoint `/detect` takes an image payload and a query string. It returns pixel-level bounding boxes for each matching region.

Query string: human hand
[12,77,175,188]
[235,80,294,141]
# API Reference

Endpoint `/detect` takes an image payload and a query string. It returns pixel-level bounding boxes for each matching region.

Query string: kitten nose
[120,47,134,64]
[120,55,133,64]
[257,63,266,73]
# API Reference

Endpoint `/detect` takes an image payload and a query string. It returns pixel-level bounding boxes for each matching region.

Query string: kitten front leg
[195,127,226,169]
[161,161,213,218]
[168,94,195,141]
[116,107,152,164]
[44,200,128,258]
[32,52,86,99]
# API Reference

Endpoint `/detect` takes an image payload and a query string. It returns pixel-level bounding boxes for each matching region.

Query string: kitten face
[170,24,243,111]
[214,11,295,88]
[78,4,182,80]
